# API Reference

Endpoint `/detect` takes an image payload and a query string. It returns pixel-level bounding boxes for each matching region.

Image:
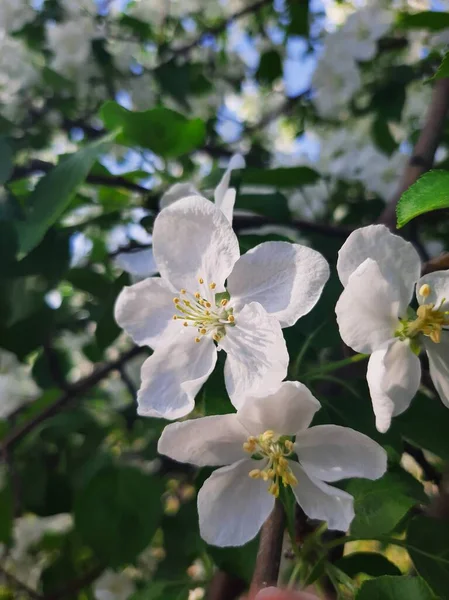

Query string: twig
[0,564,43,599]
[403,441,442,485]
[378,78,449,229]
[11,160,153,196]
[249,500,285,597]
[206,570,246,600]
[157,0,272,68]
[1,346,147,452]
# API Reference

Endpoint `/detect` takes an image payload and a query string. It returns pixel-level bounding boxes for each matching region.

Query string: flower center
[172,277,235,343]
[396,284,449,345]
[243,430,297,498]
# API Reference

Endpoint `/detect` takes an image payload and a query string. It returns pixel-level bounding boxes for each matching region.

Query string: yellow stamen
[200,328,207,335]
[183,322,188,327]
[228,315,235,323]
[199,278,204,284]
[173,298,180,304]
[419,284,431,298]
[180,289,186,294]
[195,337,201,343]
[209,282,216,290]
[249,470,261,479]
[195,292,201,299]
[221,299,228,306]
[173,315,177,320]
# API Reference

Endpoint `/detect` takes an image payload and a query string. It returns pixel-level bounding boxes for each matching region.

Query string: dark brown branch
[249,500,285,597]
[403,441,442,485]
[11,159,153,196]
[0,564,43,599]
[233,214,350,238]
[378,78,449,230]
[2,346,147,452]
[206,570,246,600]
[158,0,272,68]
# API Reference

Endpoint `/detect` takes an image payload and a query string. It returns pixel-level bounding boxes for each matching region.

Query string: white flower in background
[115,155,245,280]
[403,80,432,126]
[47,18,96,75]
[158,381,387,546]
[336,225,449,432]
[356,150,407,200]
[115,196,329,419]
[0,0,35,32]
[60,0,97,16]
[0,349,40,418]
[0,513,72,591]
[94,569,135,600]
[312,51,361,117]
[288,180,331,220]
[338,7,393,61]
[0,33,37,117]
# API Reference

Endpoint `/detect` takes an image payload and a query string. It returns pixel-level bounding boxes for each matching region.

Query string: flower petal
[367,340,421,433]
[197,459,275,547]
[335,259,399,353]
[152,196,240,292]
[114,277,176,348]
[219,302,289,408]
[295,425,387,482]
[137,333,217,419]
[337,225,420,311]
[290,463,355,531]
[237,381,321,436]
[417,271,449,311]
[227,242,329,328]
[114,248,158,279]
[214,154,245,224]
[159,182,201,210]
[158,415,248,466]
[425,333,449,408]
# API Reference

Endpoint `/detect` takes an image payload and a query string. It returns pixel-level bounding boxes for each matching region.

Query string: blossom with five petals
[158,381,387,546]
[115,196,329,419]
[335,224,449,432]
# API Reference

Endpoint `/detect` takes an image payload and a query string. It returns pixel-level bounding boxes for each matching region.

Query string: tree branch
[1,346,147,452]
[0,564,43,599]
[378,78,449,230]
[249,500,285,597]
[157,0,272,68]
[206,570,246,600]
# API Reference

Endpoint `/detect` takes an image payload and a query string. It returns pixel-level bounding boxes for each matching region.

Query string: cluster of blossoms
[114,160,397,547]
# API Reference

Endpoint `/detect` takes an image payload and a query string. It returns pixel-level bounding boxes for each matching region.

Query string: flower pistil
[243,430,297,497]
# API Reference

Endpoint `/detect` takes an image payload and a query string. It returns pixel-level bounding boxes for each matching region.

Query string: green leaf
[74,465,164,567]
[0,137,13,184]
[242,166,319,188]
[287,0,309,36]
[393,393,449,459]
[236,192,291,221]
[66,268,112,300]
[336,553,401,578]
[131,582,189,600]
[398,11,449,31]
[356,575,437,600]
[408,516,449,599]
[347,471,425,538]
[15,131,117,254]
[0,470,13,544]
[434,51,449,80]
[396,170,449,228]
[100,102,206,157]
[256,50,283,85]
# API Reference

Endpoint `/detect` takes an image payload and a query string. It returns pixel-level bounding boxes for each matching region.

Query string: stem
[303,353,368,379]
[249,500,285,597]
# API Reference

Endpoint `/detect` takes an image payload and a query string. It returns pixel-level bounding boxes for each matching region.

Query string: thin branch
[157,0,272,68]
[403,441,442,485]
[378,78,449,229]
[233,214,350,238]
[1,346,147,452]
[11,160,153,196]
[206,570,246,600]
[249,500,285,597]
[0,564,43,600]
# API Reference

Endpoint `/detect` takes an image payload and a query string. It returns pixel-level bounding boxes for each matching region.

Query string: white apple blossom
[46,18,96,75]
[0,349,40,418]
[115,155,245,280]
[94,569,135,600]
[312,51,361,117]
[0,0,35,33]
[356,150,407,200]
[336,224,449,432]
[158,381,387,546]
[115,196,329,419]
[338,7,393,61]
